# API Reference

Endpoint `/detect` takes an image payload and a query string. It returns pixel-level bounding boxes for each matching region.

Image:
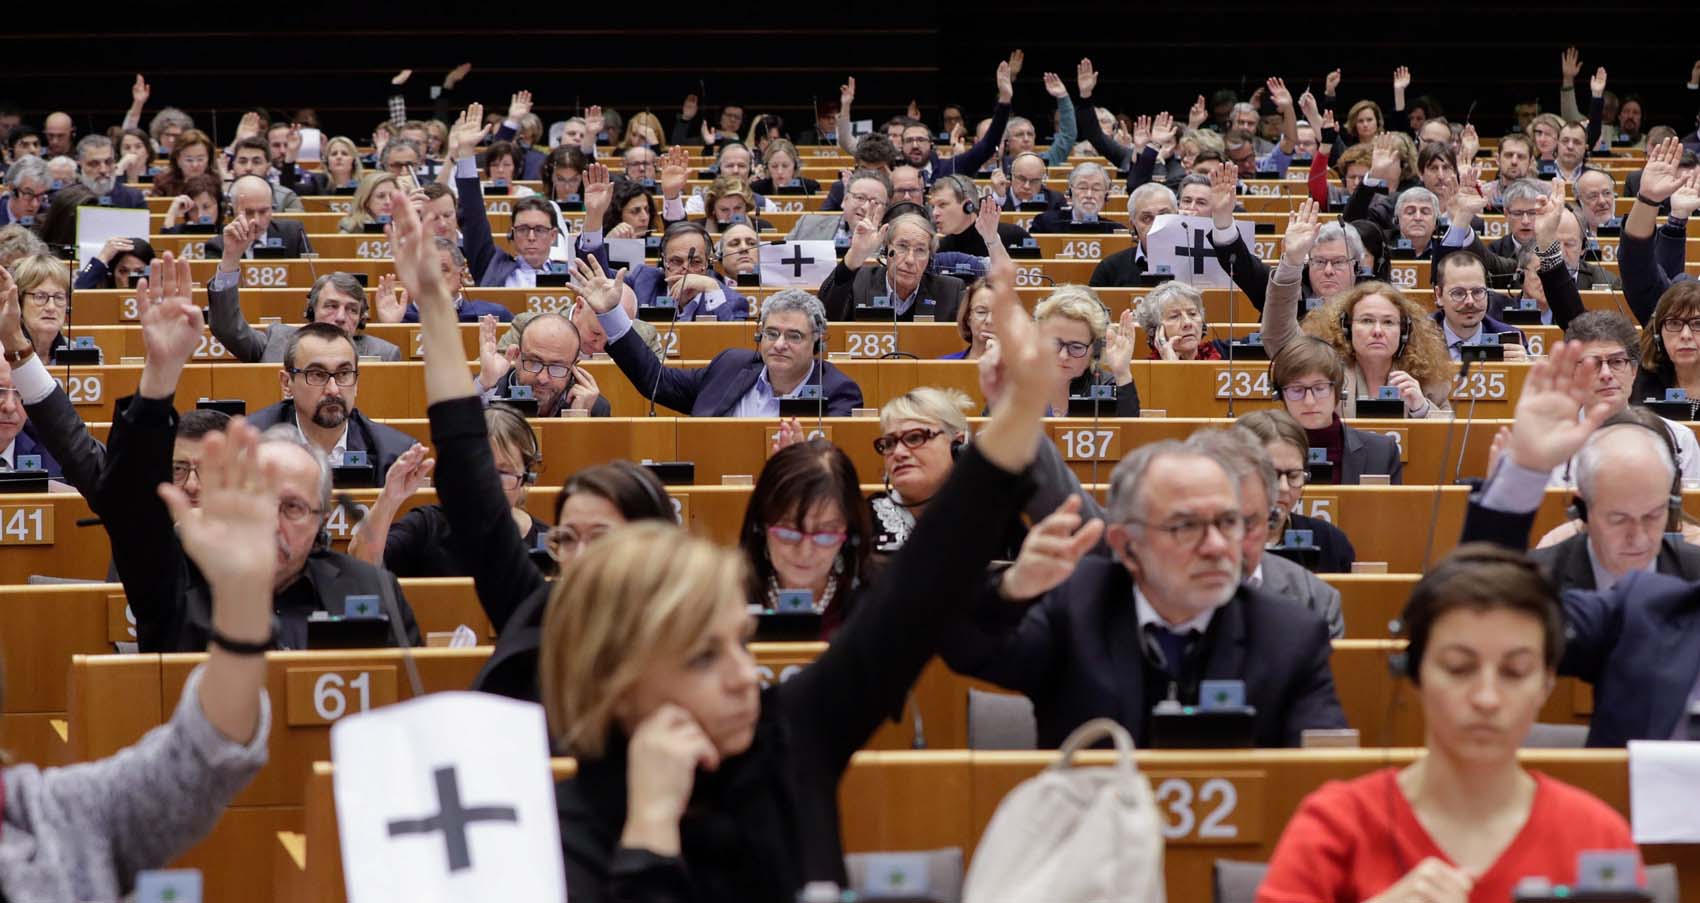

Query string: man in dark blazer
[1463,342,1700,744]
[1431,248,1527,360]
[241,323,418,487]
[203,176,313,259]
[817,211,965,323]
[476,312,611,418]
[0,360,65,478]
[452,140,610,287]
[622,221,750,321]
[940,438,1346,748]
[94,266,419,652]
[580,270,862,417]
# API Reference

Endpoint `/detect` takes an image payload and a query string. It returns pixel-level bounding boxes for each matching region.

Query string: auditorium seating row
[30,647,1663,903]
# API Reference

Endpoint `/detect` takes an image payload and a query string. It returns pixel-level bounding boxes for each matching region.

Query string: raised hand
[984,257,1047,414]
[1637,137,1685,203]
[1006,49,1025,79]
[1590,66,1608,99]
[1076,58,1098,99]
[906,99,922,120]
[1042,72,1067,99]
[568,256,627,314]
[584,105,605,143]
[138,253,204,372]
[234,112,261,142]
[1298,89,1321,125]
[1533,192,1565,247]
[157,419,281,598]
[1324,68,1342,96]
[1187,94,1209,129]
[97,236,135,264]
[1392,66,1411,93]
[974,193,1001,240]
[391,69,412,86]
[1130,114,1152,152]
[1448,169,1486,225]
[1369,133,1402,183]
[839,77,856,110]
[1280,198,1320,264]
[1209,162,1239,227]
[988,167,1009,198]
[1506,340,1614,473]
[583,162,613,223]
[284,124,303,162]
[769,417,806,454]
[448,103,489,161]
[1266,77,1293,110]
[0,267,23,351]
[998,495,1105,600]
[220,215,259,266]
[380,443,436,506]
[131,74,150,106]
[659,145,691,200]
[1670,169,1700,220]
[1321,109,1338,131]
[1562,46,1583,81]
[443,62,472,90]
[508,90,533,123]
[374,273,406,323]
[1459,123,1480,160]
[477,314,511,388]
[566,366,601,412]
[1150,111,1177,148]
[995,60,1014,104]
[846,214,882,267]
[1102,308,1136,380]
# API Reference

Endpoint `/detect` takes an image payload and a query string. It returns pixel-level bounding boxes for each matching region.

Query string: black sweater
[554,444,1035,903]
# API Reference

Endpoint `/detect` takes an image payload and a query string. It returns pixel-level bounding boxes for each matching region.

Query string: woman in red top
[1258,544,1639,903]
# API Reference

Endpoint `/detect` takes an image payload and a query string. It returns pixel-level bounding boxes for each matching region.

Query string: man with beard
[477,311,610,417]
[207,215,400,361]
[245,322,416,483]
[1482,134,1535,211]
[73,135,145,208]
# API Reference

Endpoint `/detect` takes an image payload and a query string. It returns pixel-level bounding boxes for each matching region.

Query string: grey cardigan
[0,665,269,901]
[208,278,402,363]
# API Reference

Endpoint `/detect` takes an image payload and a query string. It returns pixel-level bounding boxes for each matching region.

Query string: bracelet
[1637,193,1665,208]
[1560,85,1575,92]
[1536,240,1566,272]
[209,617,279,656]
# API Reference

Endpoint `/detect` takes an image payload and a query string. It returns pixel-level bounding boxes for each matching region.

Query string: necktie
[1145,624,1198,678]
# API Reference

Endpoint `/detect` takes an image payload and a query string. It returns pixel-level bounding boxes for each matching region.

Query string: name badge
[261,237,283,249]
[1667,388,1689,402]
[343,594,382,618]
[14,455,42,472]
[1283,529,1314,547]
[1306,447,1330,464]
[1199,679,1246,711]
[774,590,813,612]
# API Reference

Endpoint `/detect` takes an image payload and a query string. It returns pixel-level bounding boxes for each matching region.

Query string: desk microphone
[648,257,687,418]
[1421,355,1473,572]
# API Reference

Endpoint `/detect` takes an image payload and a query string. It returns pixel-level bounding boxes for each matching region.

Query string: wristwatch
[3,345,33,365]
[209,616,280,655]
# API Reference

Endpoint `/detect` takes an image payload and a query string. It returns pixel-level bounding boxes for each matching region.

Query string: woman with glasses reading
[1268,338,1404,484]
[1263,200,1454,419]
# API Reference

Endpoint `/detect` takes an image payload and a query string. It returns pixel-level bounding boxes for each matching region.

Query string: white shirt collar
[1246,561,1265,589]
[0,437,14,470]
[1133,583,1216,635]
[1586,535,1657,592]
[294,409,350,464]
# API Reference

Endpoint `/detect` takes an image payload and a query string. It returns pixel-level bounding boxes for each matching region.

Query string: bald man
[41,112,73,157]
[203,175,313,259]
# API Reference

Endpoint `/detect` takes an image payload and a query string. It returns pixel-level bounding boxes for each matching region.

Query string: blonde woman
[1032,284,1139,416]
[320,136,365,193]
[338,172,399,233]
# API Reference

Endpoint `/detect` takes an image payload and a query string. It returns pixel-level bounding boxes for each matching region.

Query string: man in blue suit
[574,261,861,417]
[0,358,62,477]
[74,136,146,209]
[450,104,611,288]
[623,220,750,321]
[1464,341,1700,745]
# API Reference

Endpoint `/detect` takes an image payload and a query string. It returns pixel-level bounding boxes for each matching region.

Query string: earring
[833,555,845,575]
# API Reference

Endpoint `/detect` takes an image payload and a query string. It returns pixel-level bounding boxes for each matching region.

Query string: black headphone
[1565,419,1685,532]
[1266,337,1350,401]
[1339,308,1412,359]
[631,464,675,521]
[949,432,968,459]
[305,274,368,332]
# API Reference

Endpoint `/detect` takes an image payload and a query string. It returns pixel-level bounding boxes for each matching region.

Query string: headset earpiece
[1568,494,1589,525]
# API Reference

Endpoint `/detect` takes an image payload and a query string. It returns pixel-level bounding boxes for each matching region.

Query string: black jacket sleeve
[1126,146,1158,191]
[427,396,545,633]
[1115,380,1140,417]
[819,261,858,321]
[1619,230,1668,326]
[777,445,1035,771]
[1537,262,1587,331]
[1344,181,1390,229]
[1655,219,1690,281]
[21,384,108,495]
[1072,99,1132,172]
[93,394,192,652]
[457,174,498,283]
[1209,232,1272,312]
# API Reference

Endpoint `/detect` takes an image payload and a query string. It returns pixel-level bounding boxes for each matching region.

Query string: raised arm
[447,104,497,279]
[1041,72,1078,167]
[1260,198,1318,354]
[1207,162,1272,310]
[393,191,546,628]
[1623,138,1685,324]
[122,74,149,132]
[2,270,107,491]
[346,443,434,568]
[836,77,860,156]
[781,256,1057,764]
[945,60,1014,176]
[1073,58,1133,171]
[206,216,269,362]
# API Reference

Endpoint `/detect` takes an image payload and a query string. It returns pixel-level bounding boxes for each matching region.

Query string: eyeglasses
[1012,174,1046,187]
[888,242,929,261]
[873,427,945,455]
[1443,287,1489,303]
[1505,207,1541,220]
[766,525,848,548]
[171,460,200,484]
[1309,256,1353,272]
[278,497,323,523]
[12,188,45,202]
[758,327,809,345]
[520,356,573,379]
[662,254,708,273]
[289,367,359,387]
[1661,317,1700,337]
[847,192,887,208]
[545,526,609,561]
[1280,382,1336,401]
[1053,338,1092,359]
[968,306,993,323]
[495,469,525,490]
[512,224,555,238]
[1579,189,1616,204]
[901,136,932,146]
[892,186,925,199]
[1274,467,1309,488]
[1577,354,1635,374]
[23,291,68,308]
[1127,511,1247,547]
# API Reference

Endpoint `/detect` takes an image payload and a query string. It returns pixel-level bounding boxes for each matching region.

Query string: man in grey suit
[207,217,400,363]
[1191,430,1345,637]
[786,168,889,243]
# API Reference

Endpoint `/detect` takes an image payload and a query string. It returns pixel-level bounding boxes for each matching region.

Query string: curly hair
[1302,280,1454,392]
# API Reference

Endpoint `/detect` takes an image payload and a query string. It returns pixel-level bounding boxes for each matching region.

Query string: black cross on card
[780,244,816,278]
[1172,227,1211,276]
[387,766,519,872]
